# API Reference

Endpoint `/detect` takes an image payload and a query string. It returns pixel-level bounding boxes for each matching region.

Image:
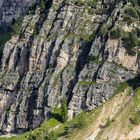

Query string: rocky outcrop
[0,0,37,27]
[0,0,140,134]
[106,39,138,72]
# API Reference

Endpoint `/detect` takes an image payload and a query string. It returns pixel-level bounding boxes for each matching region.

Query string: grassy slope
[90,88,140,140]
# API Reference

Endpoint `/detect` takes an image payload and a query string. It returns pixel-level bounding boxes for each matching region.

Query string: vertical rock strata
[0,0,38,26]
[0,0,139,134]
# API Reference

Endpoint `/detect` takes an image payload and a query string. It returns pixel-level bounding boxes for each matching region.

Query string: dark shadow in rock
[127,75,140,90]
[51,113,62,123]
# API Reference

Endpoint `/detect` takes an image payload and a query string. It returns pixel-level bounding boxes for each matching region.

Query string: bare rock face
[0,0,37,27]
[106,39,138,72]
[0,0,140,134]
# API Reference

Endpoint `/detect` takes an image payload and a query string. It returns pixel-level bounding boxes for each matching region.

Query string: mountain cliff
[0,0,140,138]
[0,0,37,26]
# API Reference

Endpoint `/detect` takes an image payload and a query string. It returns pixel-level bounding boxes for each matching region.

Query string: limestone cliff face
[0,0,37,27]
[0,0,140,134]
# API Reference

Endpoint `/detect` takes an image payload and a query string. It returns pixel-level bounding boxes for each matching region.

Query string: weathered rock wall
[0,0,37,27]
[0,0,140,134]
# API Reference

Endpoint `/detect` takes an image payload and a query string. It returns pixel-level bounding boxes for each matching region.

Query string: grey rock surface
[0,0,139,134]
[0,0,37,27]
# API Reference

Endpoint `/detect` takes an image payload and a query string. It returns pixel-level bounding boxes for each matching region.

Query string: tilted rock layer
[0,0,140,134]
[0,0,36,26]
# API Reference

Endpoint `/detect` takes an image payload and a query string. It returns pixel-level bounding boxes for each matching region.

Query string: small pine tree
[61,96,68,123]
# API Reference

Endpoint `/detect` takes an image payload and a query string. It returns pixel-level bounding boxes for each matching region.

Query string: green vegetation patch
[0,106,102,140]
[129,88,140,125]
[78,81,96,86]
[0,17,23,46]
[115,82,129,94]
[104,117,111,128]
[124,7,139,19]
[68,0,97,7]
[89,55,102,64]
[110,28,121,39]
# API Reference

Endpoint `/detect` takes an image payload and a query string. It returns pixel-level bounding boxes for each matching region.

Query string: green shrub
[61,96,68,123]
[0,30,12,46]
[99,25,108,36]
[129,114,140,125]
[29,3,36,14]
[124,7,138,19]
[123,16,133,25]
[110,28,121,39]
[11,17,23,35]
[76,112,89,128]
[123,34,137,49]
[0,17,23,46]
[122,31,138,55]
[104,117,111,128]
[72,0,97,7]
[129,88,140,125]
[88,55,102,64]
[44,131,57,140]
[115,82,129,94]
[78,81,96,86]
[51,108,62,122]
[27,134,36,140]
